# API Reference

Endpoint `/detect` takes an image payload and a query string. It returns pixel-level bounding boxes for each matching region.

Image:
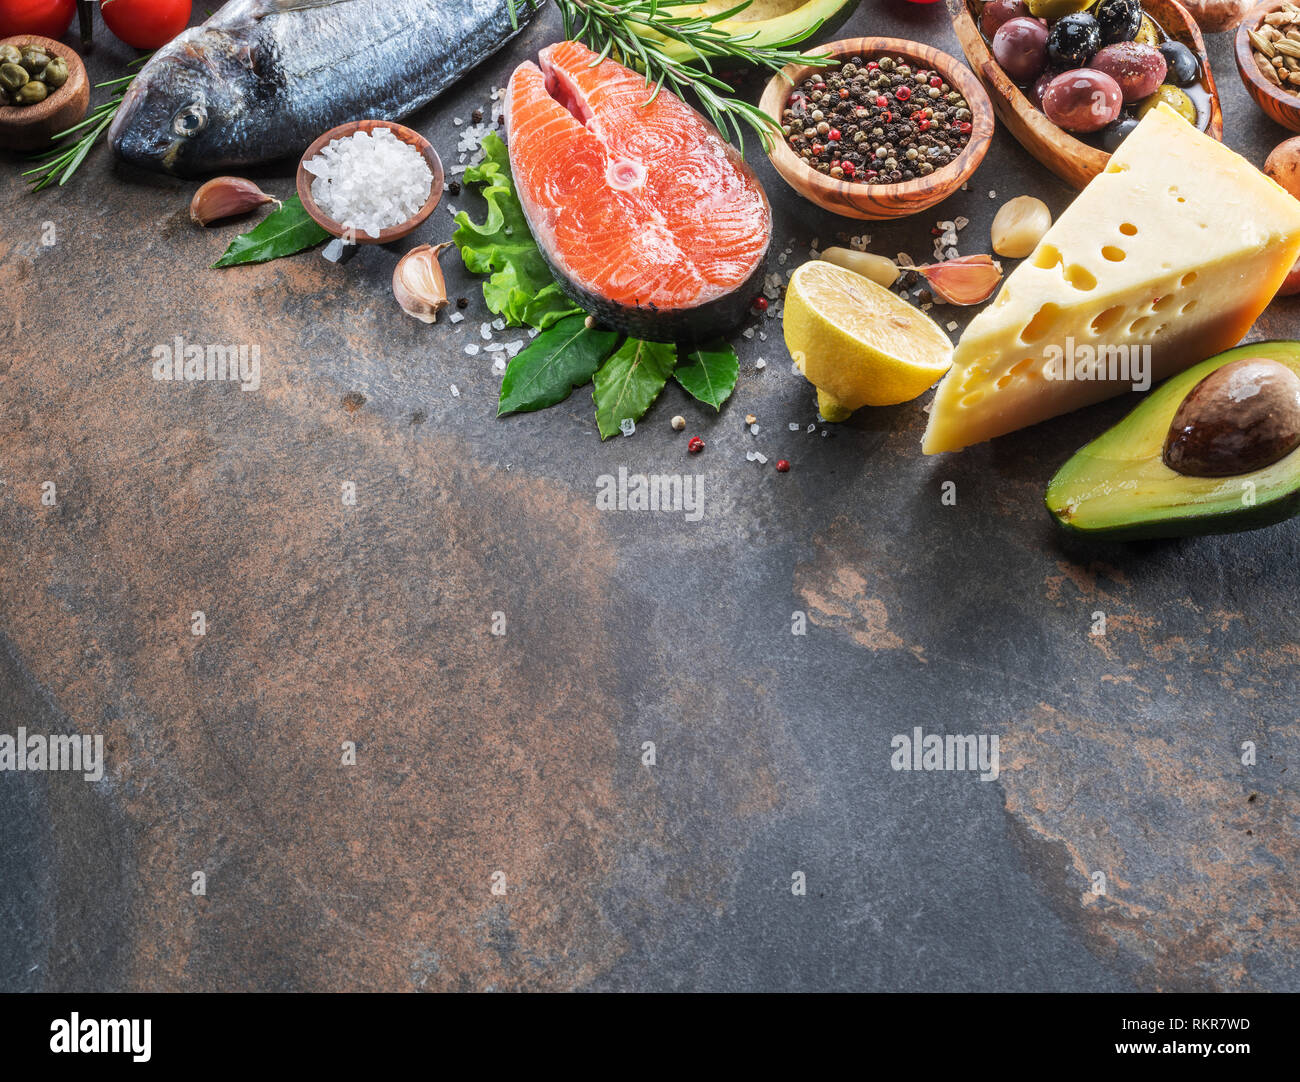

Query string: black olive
[1158,40,1199,87]
[1048,14,1102,68]
[1101,115,1139,152]
[1092,0,1142,46]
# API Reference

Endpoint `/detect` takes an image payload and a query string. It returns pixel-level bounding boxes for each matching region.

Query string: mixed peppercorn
[782,56,974,185]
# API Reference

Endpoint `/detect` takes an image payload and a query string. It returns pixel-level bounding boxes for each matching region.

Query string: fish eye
[173,104,208,137]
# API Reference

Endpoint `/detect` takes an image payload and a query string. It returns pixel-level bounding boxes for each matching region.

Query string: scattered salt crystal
[921,303,933,312]
[528,328,540,338]
[742,328,755,339]
[988,190,997,198]
[941,230,958,247]
[778,253,788,265]
[746,451,757,461]
[491,318,505,331]
[897,252,914,267]
[484,342,505,352]
[480,323,492,341]
[450,312,465,324]
[758,332,768,342]
[450,384,460,397]
[304,126,433,238]
[945,247,959,260]
[493,358,507,372]
[447,204,458,216]
[754,452,767,464]
[807,424,816,433]
[955,216,969,230]
[755,358,766,370]
[821,430,828,438]
[750,424,760,436]
[946,321,959,331]
[620,418,636,437]
[454,117,464,126]
[788,423,800,431]
[505,340,525,357]
[464,344,480,356]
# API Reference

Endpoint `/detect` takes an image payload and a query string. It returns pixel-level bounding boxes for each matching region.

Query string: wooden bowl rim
[0,35,88,130]
[1235,1,1300,124]
[296,119,444,245]
[759,36,996,210]
[950,0,1222,179]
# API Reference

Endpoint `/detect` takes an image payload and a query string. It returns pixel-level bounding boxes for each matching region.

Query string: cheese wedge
[923,104,1300,454]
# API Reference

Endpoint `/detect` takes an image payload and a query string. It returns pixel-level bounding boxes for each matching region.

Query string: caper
[0,62,28,92]
[20,48,50,76]
[42,56,68,88]
[0,45,21,66]
[15,80,48,105]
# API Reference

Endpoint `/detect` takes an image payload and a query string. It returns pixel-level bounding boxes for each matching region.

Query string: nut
[990,195,1052,260]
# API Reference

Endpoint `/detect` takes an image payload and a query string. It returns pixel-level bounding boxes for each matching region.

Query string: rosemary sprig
[23,56,149,192]
[508,0,832,150]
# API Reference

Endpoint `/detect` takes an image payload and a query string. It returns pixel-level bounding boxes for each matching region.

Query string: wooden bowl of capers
[0,35,89,153]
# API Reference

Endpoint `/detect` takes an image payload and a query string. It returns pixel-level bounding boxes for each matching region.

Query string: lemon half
[783,260,954,418]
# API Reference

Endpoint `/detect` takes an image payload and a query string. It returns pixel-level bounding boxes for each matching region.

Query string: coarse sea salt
[303,127,433,239]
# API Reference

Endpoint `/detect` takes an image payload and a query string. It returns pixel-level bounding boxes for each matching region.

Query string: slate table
[1,2,1296,992]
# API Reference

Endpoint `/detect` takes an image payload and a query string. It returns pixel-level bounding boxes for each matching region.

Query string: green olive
[41,56,68,88]
[1138,84,1196,125]
[0,62,29,92]
[1134,13,1160,46]
[15,79,48,105]
[0,45,21,66]
[19,48,50,76]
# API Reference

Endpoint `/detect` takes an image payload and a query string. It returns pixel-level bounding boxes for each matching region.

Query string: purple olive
[1042,68,1123,133]
[981,0,1030,37]
[1089,41,1166,104]
[993,17,1049,84]
[1030,69,1059,111]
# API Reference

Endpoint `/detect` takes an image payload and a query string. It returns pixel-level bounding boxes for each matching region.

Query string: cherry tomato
[0,0,77,39]
[100,0,191,50]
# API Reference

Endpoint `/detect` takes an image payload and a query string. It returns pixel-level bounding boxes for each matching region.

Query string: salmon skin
[109,0,536,176]
[504,41,772,342]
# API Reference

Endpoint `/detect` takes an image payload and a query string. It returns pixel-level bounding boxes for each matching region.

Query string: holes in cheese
[1021,303,1060,343]
[1032,245,1062,271]
[1119,222,1138,236]
[1181,299,1198,315]
[1102,246,1127,262]
[1064,264,1097,290]
[1091,306,1125,335]
[1181,271,1198,287]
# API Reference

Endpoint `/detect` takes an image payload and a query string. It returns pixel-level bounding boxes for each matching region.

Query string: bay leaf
[498,314,621,416]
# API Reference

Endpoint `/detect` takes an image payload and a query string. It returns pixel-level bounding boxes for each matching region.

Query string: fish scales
[110,0,537,175]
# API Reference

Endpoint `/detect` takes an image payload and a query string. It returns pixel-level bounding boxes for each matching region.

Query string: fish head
[109,28,263,176]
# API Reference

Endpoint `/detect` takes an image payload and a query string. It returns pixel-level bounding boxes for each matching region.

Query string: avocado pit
[1162,358,1300,477]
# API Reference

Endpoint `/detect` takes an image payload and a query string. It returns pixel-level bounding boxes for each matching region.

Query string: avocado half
[653,1,859,62]
[1046,341,1300,541]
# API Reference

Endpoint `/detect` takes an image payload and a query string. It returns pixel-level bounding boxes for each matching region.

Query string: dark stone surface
[0,2,1296,992]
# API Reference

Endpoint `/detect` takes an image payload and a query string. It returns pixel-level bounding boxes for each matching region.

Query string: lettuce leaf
[452,132,580,330]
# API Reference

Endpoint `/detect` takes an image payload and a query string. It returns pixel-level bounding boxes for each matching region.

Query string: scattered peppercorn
[688,436,704,454]
[782,55,971,185]
[776,459,790,472]
[456,297,469,309]
[448,180,461,196]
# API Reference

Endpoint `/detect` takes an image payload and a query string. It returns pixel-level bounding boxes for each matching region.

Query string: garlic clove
[915,254,1002,306]
[990,195,1052,259]
[819,246,899,288]
[190,176,278,226]
[393,242,454,323]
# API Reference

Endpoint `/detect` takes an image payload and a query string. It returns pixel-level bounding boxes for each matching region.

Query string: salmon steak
[504,41,772,342]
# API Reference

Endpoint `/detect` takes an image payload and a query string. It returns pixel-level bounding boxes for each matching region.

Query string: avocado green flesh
[656,0,856,61]
[1046,342,1300,540]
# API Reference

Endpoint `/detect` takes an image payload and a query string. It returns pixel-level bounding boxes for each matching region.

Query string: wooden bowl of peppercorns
[759,37,995,220]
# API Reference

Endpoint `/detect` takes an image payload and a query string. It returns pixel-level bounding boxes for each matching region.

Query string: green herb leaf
[674,340,739,410]
[593,339,678,440]
[212,195,330,269]
[499,315,621,416]
[453,132,581,330]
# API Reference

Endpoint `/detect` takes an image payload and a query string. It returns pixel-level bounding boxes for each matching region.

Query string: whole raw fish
[109,0,537,176]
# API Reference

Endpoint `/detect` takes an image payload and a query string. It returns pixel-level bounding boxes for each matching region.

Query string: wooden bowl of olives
[0,35,88,152]
[947,0,1222,189]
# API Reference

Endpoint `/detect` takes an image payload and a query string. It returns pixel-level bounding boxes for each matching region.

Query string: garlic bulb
[392,242,454,323]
